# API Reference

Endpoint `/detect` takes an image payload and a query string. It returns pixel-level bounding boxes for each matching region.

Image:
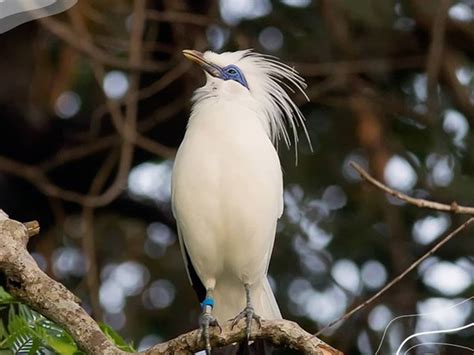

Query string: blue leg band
[201,297,214,309]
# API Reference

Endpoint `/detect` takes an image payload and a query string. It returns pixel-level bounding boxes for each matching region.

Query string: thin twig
[442,48,474,123]
[0,154,126,207]
[146,10,219,26]
[408,0,474,123]
[294,56,425,77]
[0,105,178,205]
[81,150,119,321]
[137,60,190,101]
[38,17,167,72]
[316,216,474,336]
[70,6,176,160]
[39,137,118,171]
[350,161,474,214]
[0,3,161,207]
[426,0,451,115]
[0,3,174,208]
[39,98,180,172]
[93,35,177,54]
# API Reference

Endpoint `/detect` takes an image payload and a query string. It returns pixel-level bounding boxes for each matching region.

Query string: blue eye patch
[221,64,249,89]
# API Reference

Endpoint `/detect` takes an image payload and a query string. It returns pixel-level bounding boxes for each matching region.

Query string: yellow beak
[182,49,222,78]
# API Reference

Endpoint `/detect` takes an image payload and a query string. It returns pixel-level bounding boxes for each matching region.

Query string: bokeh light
[368,305,392,332]
[361,260,388,290]
[54,91,81,119]
[384,155,417,192]
[259,27,284,52]
[449,3,474,22]
[128,161,172,203]
[280,0,311,7]
[443,109,469,148]
[422,261,471,296]
[219,0,272,25]
[103,70,129,99]
[331,259,361,294]
[412,214,450,245]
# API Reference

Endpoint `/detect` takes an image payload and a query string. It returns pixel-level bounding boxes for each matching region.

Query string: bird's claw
[199,311,220,354]
[230,305,262,339]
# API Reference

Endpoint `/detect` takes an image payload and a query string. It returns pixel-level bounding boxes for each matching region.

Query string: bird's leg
[230,283,262,339]
[199,290,221,354]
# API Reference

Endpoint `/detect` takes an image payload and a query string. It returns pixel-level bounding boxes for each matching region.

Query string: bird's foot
[199,310,221,355]
[230,305,262,339]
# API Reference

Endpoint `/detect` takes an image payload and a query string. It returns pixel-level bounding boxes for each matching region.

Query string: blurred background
[0,0,474,354]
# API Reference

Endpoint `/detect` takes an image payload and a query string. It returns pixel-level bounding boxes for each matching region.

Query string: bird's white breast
[172,98,283,285]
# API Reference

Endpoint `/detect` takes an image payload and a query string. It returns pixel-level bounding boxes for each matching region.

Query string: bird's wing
[171,154,206,302]
[175,223,191,283]
[265,167,284,274]
[175,217,206,303]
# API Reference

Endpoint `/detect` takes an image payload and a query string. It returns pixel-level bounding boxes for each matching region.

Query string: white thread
[375,296,474,354]
[395,323,474,355]
[403,341,474,355]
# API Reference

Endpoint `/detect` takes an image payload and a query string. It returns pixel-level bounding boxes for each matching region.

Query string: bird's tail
[253,277,282,320]
[212,278,281,354]
[213,277,281,324]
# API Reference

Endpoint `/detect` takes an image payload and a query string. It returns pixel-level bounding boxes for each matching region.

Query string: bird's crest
[193,49,312,156]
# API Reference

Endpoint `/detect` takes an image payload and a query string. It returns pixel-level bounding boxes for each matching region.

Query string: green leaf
[27,337,41,355]
[11,333,33,354]
[0,298,82,354]
[0,320,7,340]
[99,323,135,352]
[0,288,13,303]
[44,334,81,355]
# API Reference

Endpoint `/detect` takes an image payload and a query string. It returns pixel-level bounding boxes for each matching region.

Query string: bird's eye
[222,66,248,88]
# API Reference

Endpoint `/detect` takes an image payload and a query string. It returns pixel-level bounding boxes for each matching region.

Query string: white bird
[171,49,310,353]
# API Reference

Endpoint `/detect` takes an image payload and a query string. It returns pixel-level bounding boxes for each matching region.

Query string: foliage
[0,287,134,354]
[99,323,135,353]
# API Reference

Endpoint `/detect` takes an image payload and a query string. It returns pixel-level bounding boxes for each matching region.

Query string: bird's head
[183,49,250,91]
[183,49,311,151]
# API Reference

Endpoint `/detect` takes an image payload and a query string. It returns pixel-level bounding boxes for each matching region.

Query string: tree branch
[426,0,451,116]
[315,161,474,336]
[81,150,119,321]
[0,213,342,354]
[147,320,341,355]
[441,48,474,124]
[0,212,120,355]
[146,9,220,27]
[316,215,474,336]
[0,3,178,208]
[350,161,474,214]
[294,56,425,77]
[39,16,167,72]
